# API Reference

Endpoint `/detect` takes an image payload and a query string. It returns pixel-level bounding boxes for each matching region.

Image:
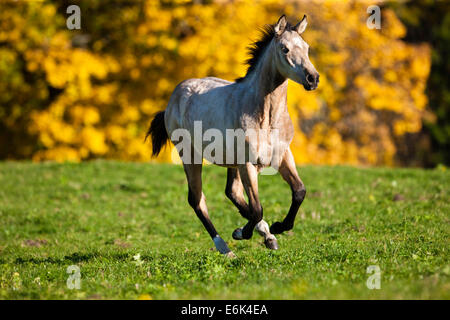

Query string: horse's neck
[243,43,288,128]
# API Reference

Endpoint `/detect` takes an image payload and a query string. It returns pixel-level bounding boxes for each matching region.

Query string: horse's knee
[251,203,263,222]
[188,189,202,210]
[241,204,263,239]
[293,185,306,205]
[225,187,234,202]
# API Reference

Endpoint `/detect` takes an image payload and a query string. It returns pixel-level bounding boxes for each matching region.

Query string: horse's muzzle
[303,73,319,91]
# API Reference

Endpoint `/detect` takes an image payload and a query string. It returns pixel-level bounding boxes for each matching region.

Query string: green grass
[0,161,448,299]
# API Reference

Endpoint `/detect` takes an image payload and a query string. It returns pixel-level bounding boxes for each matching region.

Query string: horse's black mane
[235,21,292,83]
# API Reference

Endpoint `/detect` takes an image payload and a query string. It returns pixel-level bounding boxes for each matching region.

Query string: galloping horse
[146,15,319,257]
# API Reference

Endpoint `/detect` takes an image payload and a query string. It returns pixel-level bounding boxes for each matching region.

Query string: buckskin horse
[146,15,319,257]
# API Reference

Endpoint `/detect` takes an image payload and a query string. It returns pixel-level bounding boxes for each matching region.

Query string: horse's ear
[294,15,308,34]
[274,15,287,36]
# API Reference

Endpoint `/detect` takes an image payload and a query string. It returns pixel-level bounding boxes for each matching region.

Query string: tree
[389,0,450,166]
[0,0,433,166]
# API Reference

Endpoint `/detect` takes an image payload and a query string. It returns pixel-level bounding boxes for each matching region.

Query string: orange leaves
[70,106,100,126]
[80,127,108,155]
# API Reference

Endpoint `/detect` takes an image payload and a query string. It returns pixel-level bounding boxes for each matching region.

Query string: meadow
[0,161,448,299]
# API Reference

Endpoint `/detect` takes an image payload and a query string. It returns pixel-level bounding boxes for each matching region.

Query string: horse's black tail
[145,111,169,157]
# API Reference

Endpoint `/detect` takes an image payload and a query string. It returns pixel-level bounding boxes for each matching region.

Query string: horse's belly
[200,135,289,168]
[248,139,290,168]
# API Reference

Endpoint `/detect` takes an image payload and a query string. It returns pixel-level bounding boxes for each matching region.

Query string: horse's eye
[281,46,289,54]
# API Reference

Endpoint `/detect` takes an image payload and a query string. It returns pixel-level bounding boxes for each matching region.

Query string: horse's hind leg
[225,168,278,249]
[183,163,235,258]
[225,168,250,219]
[270,148,306,234]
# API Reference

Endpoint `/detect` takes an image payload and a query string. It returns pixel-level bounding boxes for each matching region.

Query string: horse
[146,15,319,257]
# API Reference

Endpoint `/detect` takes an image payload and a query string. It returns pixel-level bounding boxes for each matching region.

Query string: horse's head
[273,15,319,91]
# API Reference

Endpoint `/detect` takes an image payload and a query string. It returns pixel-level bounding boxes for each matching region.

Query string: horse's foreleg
[270,149,306,234]
[255,220,278,250]
[235,164,261,237]
[226,168,278,249]
[184,163,235,258]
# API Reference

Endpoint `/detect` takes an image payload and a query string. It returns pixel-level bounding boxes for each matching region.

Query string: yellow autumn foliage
[0,0,431,165]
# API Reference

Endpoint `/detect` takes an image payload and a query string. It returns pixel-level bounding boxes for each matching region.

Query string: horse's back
[177,77,233,96]
[165,77,237,135]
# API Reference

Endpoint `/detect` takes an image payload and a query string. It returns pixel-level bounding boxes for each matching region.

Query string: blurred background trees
[388,0,450,166]
[0,0,447,166]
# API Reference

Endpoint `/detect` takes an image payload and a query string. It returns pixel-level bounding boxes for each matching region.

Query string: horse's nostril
[306,74,314,84]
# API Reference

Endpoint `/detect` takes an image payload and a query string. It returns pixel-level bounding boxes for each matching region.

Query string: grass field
[0,161,448,299]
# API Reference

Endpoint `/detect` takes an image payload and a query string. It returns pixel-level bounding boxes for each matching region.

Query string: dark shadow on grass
[12,252,132,265]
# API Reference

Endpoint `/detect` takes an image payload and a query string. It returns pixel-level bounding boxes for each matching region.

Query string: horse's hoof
[270,221,285,234]
[264,238,279,250]
[232,227,244,240]
[224,251,237,259]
